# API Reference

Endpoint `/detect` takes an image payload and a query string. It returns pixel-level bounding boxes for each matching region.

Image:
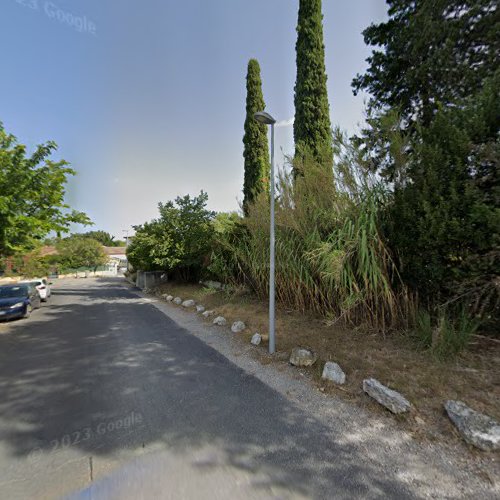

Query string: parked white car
[20,278,51,302]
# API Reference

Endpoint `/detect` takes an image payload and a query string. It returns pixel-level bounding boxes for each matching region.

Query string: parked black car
[0,284,41,320]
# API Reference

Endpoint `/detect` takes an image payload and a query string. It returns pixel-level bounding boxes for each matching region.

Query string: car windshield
[0,286,28,299]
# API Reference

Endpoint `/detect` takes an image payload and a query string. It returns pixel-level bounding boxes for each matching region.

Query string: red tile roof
[102,246,127,256]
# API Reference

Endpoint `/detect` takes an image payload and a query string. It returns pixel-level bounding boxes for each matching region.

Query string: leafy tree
[352,0,499,177]
[243,59,270,216]
[0,123,91,258]
[75,230,124,246]
[293,0,332,173]
[353,0,498,125]
[127,192,215,281]
[56,237,107,271]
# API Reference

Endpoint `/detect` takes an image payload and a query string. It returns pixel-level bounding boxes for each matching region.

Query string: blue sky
[1,0,387,238]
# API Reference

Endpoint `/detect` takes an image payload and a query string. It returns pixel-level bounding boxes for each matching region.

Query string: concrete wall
[136,271,168,290]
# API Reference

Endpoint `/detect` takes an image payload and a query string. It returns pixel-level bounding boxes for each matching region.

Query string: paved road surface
[0,278,493,499]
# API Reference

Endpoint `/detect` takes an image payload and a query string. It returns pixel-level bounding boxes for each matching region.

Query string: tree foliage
[352,1,499,178]
[127,192,215,280]
[387,71,500,317]
[56,237,108,271]
[242,59,270,216]
[293,0,332,172]
[0,123,91,258]
[353,0,499,128]
[75,231,125,247]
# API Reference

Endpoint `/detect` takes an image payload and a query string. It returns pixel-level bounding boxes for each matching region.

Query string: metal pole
[269,123,275,354]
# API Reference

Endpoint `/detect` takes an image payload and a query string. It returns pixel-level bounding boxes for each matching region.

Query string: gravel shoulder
[133,282,499,499]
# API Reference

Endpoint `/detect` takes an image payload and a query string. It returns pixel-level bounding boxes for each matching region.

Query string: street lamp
[254,111,276,354]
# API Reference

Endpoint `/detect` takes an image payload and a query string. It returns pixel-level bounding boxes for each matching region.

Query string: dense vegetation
[3,235,109,277]
[129,0,499,355]
[352,0,499,333]
[127,192,215,281]
[211,144,408,331]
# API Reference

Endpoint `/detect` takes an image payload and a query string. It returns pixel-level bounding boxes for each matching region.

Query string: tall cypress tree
[294,0,333,172]
[243,59,270,215]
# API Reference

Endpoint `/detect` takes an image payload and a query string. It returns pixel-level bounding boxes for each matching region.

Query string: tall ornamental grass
[220,132,413,330]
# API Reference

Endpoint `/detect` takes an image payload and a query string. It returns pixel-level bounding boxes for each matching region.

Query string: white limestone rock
[166,295,174,302]
[444,400,500,451]
[321,362,346,385]
[231,321,246,333]
[173,297,182,305]
[363,378,411,414]
[202,310,215,318]
[196,305,205,313]
[182,299,196,308]
[213,316,227,326]
[250,333,262,346]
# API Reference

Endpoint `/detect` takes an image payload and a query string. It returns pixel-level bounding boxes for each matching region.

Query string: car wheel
[23,305,32,319]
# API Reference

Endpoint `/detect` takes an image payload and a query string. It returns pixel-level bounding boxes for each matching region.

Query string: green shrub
[413,308,480,359]
[127,192,215,281]
[206,212,246,284]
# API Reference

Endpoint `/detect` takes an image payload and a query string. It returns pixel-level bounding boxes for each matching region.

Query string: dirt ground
[153,282,500,459]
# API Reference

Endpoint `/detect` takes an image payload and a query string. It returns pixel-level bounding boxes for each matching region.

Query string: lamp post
[254,111,276,354]
[122,229,129,247]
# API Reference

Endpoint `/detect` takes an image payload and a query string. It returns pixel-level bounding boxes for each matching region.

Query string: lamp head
[254,111,276,125]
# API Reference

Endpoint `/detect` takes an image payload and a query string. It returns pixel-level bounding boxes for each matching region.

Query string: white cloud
[275,118,294,128]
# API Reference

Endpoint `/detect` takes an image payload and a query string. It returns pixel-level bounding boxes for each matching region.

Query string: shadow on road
[0,278,414,498]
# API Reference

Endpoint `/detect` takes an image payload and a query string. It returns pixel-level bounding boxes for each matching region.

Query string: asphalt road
[0,278,492,499]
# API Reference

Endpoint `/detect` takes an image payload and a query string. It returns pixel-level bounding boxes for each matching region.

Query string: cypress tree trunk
[293,0,333,175]
[243,59,270,216]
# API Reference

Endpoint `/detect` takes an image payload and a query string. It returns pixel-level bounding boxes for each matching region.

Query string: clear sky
[1,0,387,238]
